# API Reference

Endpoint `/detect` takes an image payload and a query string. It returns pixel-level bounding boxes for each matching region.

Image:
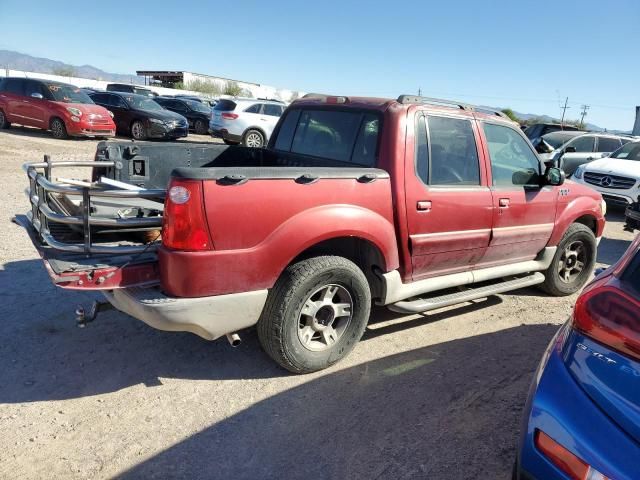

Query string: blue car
[516,236,640,480]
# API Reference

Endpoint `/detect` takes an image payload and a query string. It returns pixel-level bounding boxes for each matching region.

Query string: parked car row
[0,77,116,138]
[0,76,222,141]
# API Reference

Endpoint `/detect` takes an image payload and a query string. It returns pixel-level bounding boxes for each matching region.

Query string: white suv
[209,98,285,147]
[572,140,640,207]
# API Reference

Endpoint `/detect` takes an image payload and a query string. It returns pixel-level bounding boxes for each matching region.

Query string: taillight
[162,179,213,251]
[535,430,609,480]
[221,112,238,120]
[573,283,640,361]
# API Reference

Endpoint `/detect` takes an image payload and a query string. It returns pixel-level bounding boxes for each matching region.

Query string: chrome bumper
[103,287,269,340]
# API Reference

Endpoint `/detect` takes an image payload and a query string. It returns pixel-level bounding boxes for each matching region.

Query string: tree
[223,81,243,97]
[501,108,520,123]
[289,91,300,102]
[52,66,75,77]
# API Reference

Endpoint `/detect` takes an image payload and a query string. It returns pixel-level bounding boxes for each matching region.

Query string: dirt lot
[0,126,635,480]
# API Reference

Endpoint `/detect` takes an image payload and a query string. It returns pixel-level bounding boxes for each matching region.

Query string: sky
[1,0,638,130]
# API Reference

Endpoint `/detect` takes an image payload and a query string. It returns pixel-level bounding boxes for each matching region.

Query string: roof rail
[397,95,510,120]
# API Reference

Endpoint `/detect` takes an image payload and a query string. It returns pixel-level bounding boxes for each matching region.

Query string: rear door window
[244,103,262,114]
[426,116,480,185]
[597,137,622,153]
[2,78,25,95]
[275,109,381,166]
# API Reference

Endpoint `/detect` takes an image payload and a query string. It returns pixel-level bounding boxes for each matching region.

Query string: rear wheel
[257,256,371,373]
[539,223,596,296]
[0,109,10,129]
[50,117,68,139]
[243,129,264,148]
[194,119,208,135]
[131,120,147,140]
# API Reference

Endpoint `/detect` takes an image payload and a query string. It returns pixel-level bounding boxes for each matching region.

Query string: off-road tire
[243,129,264,148]
[50,117,68,139]
[131,120,147,140]
[257,256,371,373]
[194,119,208,135]
[539,223,596,296]
[0,109,10,129]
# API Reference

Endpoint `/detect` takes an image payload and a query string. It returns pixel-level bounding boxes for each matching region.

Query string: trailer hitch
[75,300,114,327]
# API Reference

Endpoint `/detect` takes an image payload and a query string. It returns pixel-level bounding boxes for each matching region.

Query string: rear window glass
[214,100,237,111]
[276,109,380,166]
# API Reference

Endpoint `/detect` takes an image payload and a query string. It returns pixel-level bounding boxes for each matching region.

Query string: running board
[387,273,545,314]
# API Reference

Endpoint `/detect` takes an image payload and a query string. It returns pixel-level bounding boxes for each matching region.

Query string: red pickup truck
[19,94,606,373]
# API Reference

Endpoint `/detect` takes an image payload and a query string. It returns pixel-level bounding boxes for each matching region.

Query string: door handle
[417,200,432,211]
[499,198,510,207]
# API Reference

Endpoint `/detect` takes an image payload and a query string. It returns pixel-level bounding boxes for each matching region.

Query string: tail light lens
[535,430,609,480]
[221,112,238,120]
[162,179,213,251]
[573,283,640,361]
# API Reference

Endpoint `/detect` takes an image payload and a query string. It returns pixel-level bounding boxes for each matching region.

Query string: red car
[0,77,116,139]
[20,94,606,373]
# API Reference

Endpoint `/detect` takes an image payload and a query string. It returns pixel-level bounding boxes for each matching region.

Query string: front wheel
[0,109,10,129]
[539,223,597,296]
[50,117,68,139]
[257,256,371,373]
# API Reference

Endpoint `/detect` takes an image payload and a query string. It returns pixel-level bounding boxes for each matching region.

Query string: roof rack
[396,95,509,119]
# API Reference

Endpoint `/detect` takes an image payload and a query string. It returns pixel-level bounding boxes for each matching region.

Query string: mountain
[0,50,144,84]
[508,109,604,132]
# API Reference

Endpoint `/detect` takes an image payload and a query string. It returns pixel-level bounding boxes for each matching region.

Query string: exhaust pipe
[226,333,241,347]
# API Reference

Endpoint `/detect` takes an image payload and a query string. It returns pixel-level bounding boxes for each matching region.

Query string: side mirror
[545,167,565,186]
[564,146,576,154]
[30,92,43,99]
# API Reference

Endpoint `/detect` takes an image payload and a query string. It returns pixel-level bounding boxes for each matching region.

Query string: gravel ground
[0,126,635,480]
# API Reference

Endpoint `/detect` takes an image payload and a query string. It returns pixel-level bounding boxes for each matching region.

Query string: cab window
[417,115,480,186]
[483,123,540,186]
[567,135,595,153]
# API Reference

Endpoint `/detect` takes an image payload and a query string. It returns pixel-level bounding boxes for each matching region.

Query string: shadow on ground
[0,257,509,404]
[114,324,556,480]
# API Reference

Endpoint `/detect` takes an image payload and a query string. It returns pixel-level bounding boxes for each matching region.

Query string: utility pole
[560,96,569,127]
[579,104,590,129]
[418,87,422,96]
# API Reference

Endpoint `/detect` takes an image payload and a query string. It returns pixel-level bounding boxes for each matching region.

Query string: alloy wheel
[297,284,353,352]
[558,240,586,283]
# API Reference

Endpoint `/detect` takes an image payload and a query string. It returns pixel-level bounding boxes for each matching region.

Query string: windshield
[46,84,94,104]
[125,95,164,111]
[610,142,640,161]
[185,99,211,114]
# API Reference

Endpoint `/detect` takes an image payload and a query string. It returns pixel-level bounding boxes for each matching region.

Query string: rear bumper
[102,286,268,340]
[516,324,639,480]
[209,127,242,143]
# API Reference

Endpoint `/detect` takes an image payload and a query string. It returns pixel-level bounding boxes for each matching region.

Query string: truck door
[405,112,493,280]
[479,121,556,267]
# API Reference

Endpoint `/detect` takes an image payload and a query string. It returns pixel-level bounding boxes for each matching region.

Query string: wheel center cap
[314,305,335,330]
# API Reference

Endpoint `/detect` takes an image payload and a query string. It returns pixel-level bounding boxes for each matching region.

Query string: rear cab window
[274,108,381,167]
